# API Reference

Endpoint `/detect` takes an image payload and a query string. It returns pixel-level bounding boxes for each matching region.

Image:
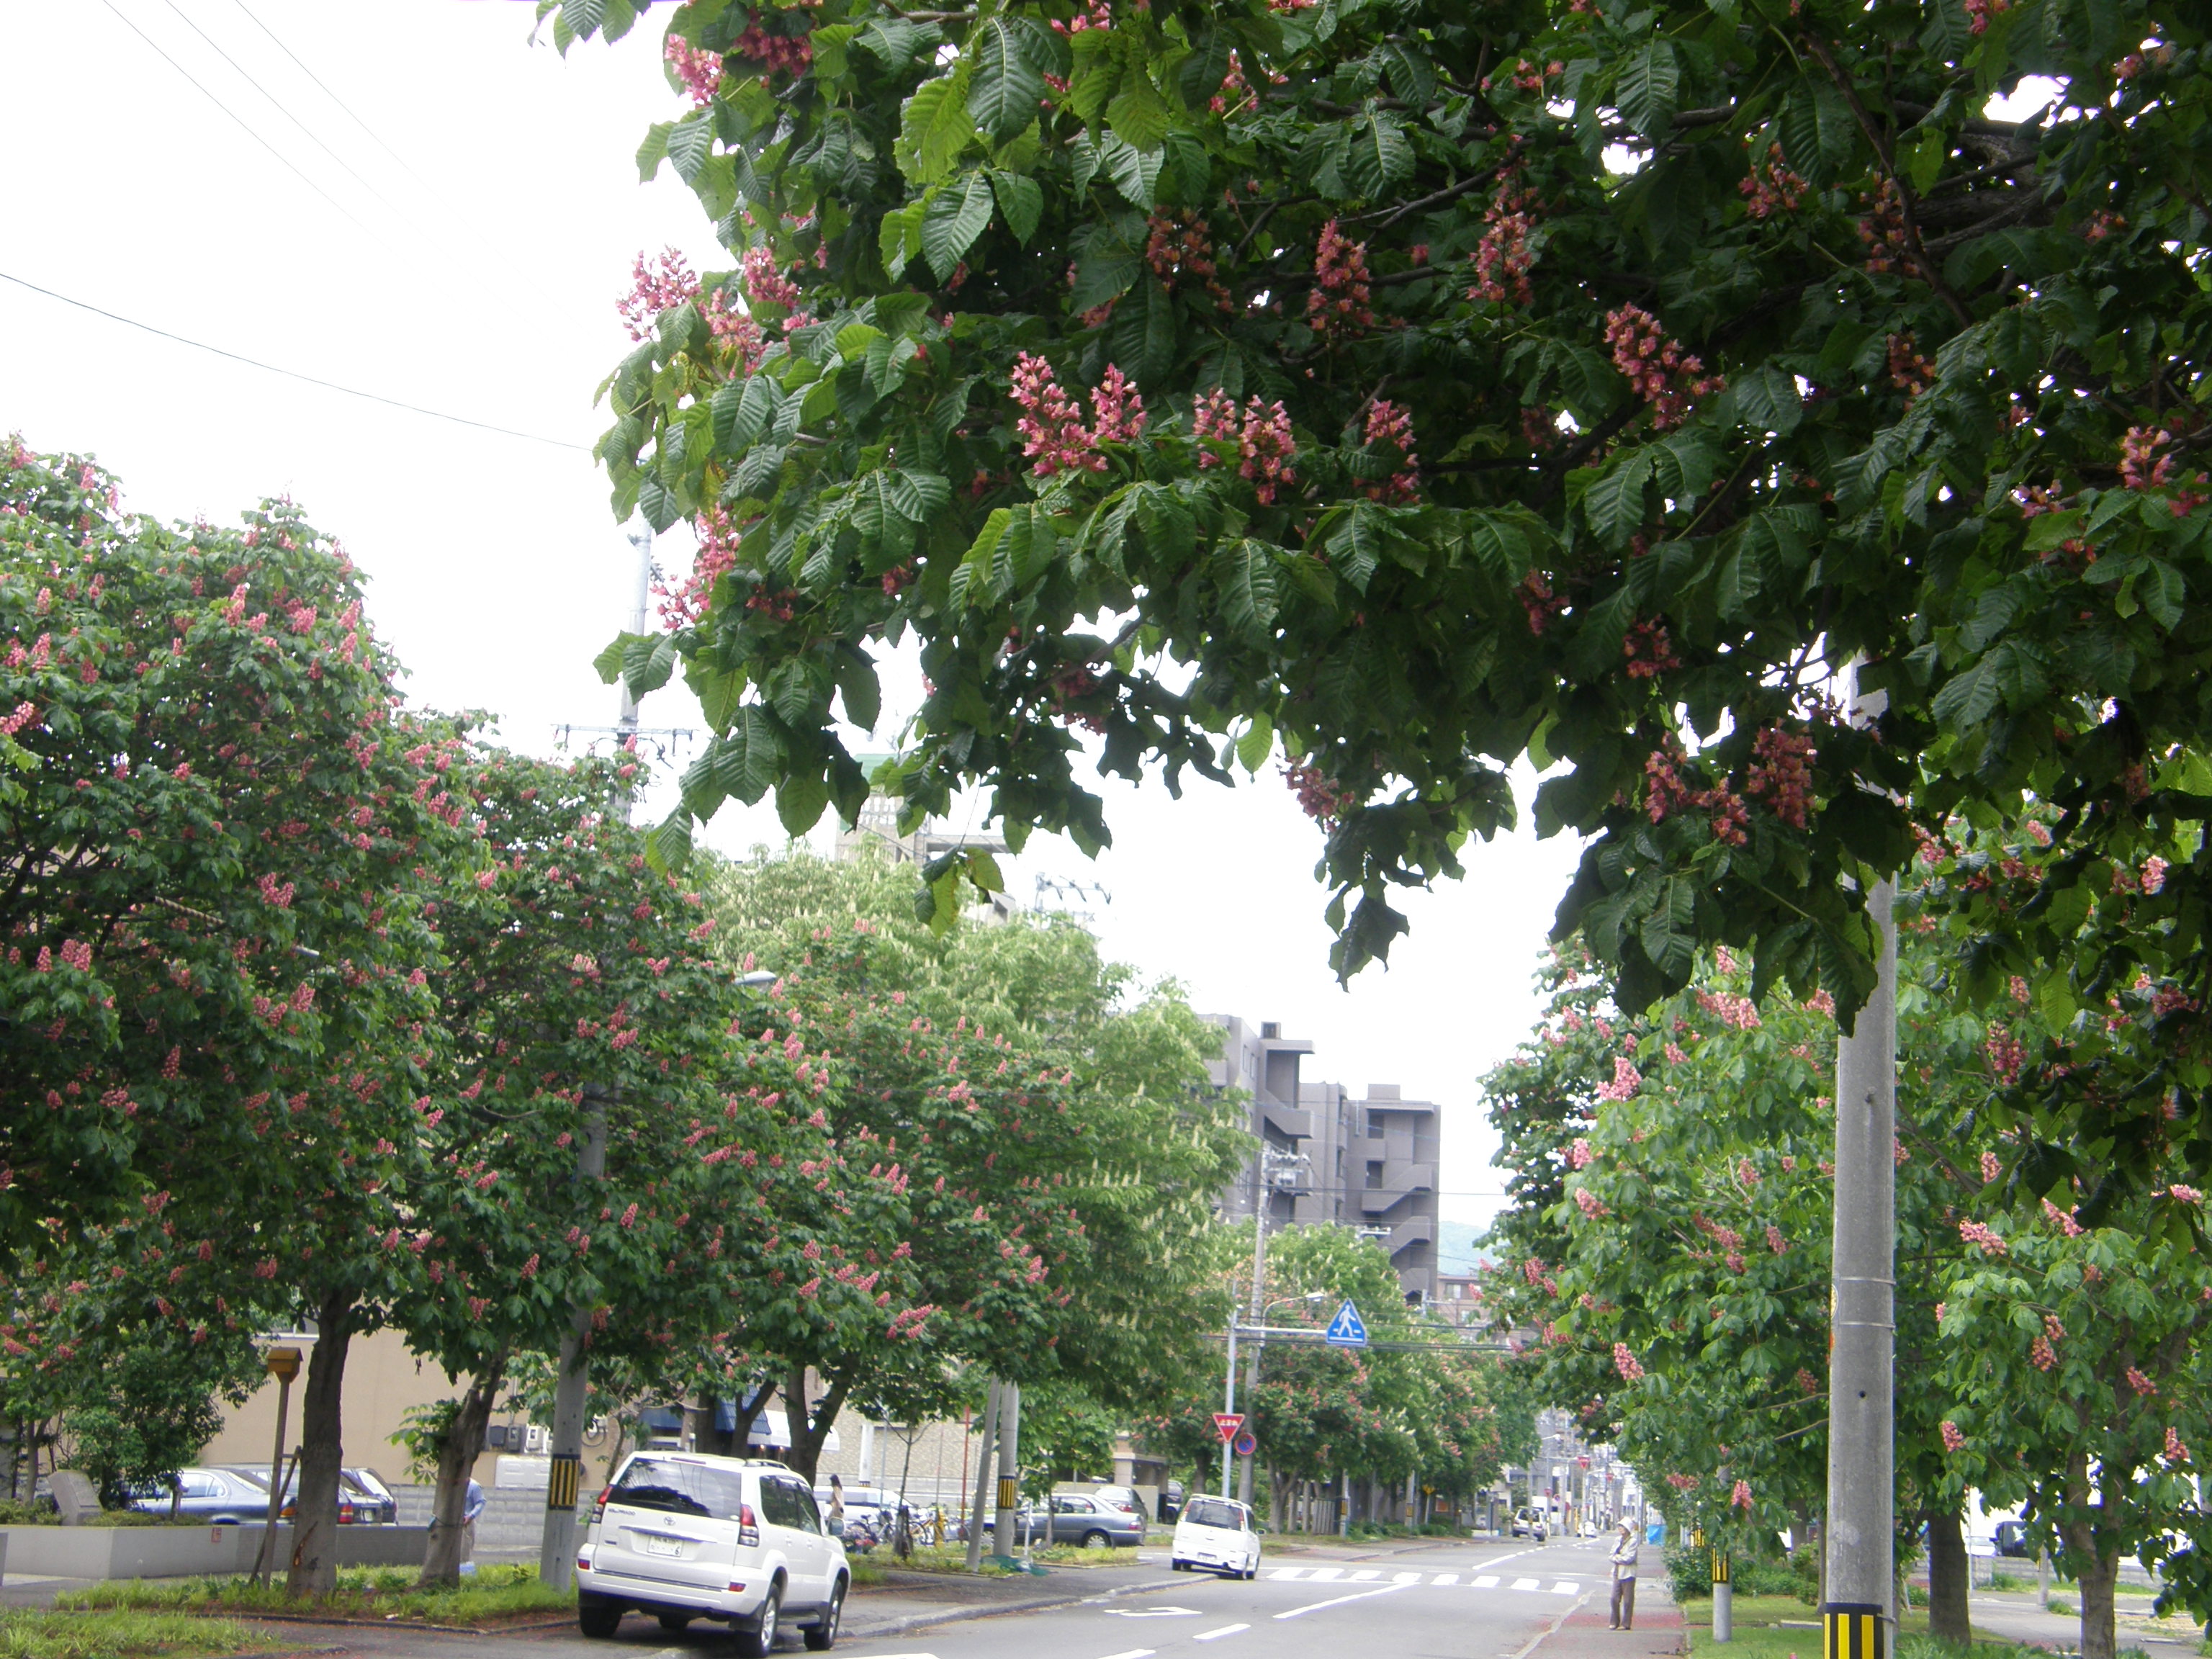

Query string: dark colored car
[213,1465,392,1524]
[986,1492,1146,1550]
[125,1467,269,1524]
[1994,1521,2033,1558]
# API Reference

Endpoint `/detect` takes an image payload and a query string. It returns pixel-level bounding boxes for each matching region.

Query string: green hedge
[1665,1545,1819,1603]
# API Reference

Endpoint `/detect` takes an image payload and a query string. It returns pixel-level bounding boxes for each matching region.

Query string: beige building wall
[199,1328,586,1489]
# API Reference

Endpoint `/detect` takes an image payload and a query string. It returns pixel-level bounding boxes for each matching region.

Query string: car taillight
[338,1504,354,1524]
[738,1502,759,1548]
[577,1555,593,1573]
[593,1485,611,1526]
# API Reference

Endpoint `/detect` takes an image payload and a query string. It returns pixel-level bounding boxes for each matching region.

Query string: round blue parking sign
[1233,1431,1257,1457]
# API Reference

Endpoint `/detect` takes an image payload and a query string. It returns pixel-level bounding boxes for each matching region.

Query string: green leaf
[1779,80,1856,184]
[1236,711,1274,774]
[593,632,653,686]
[665,112,716,184]
[1584,449,1655,549]
[636,121,673,181]
[897,70,976,184]
[969,18,1047,142]
[922,171,996,282]
[1615,42,1679,141]
[1341,107,1413,199]
[647,805,693,873]
[1102,136,1164,210]
[621,633,679,697]
[879,198,926,274]
[1218,539,1280,639]
[1107,73,1171,152]
[835,648,882,730]
[990,169,1045,245]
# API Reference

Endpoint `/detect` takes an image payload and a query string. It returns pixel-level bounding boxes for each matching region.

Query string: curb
[845,1574,1188,1639]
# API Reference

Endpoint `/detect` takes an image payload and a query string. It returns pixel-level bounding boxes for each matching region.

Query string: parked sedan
[125,1467,271,1524]
[215,1466,390,1524]
[988,1493,1146,1550]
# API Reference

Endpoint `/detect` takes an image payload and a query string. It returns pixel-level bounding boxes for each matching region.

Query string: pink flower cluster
[665,35,726,106]
[1574,1186,1610,1218]
[657,507,745,629]
[1941,1420,1966,1452]
[2121,426,2175,490]
[1959,1219,2008,1256]
[1362,400,1419,503]
[1645,743,1753,847]
[1695,988,1762,1030]
[1731,1479,1753,1511]
[2170,1184,2203,1203]
[1050,0,1112,32]
[2128,1366,2157,1395]
[2165,1426,2189,1465]
[742,244,803,312]
[2030,1334,2056,1371]
[1747,726,1815,828]
[2041,1197,2083,1236]
[1568,1137,1594,1169]
[1985,1024,2026,1085]
[1306,219,1373,337]
[1010,354,1147,477]
[1595,1056,1642,1101]
[1613,1342,1645,1382]
[2142,855,2169,894]
[1604,304,1722,430]
[1739,143,1809,219]
[1665,1472,1696,1491]
[1981,1151,2002,1184]
[734,23,812,76]
[1194,390,1298,503]
[1471,175,1539,305]
[0,702,35,737]
[619,247,701,341]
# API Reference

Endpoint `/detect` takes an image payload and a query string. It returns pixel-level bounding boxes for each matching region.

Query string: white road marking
[1266,1567,1311,1581]
[1305,1567,1346,1581]
[1511,1577,1540,1591]
[1432,1573,1460,1586]
[1273,1582,1416,1620]
[1105,1606,1202,1618]
[1097,1651,1157,1659]
[1552,1581,1580,1595]
[1392,1572,1424,1584]
[1348,1569,1381,1581]
[1194,1625,1251,1642]
[1474,1575,1501,1588]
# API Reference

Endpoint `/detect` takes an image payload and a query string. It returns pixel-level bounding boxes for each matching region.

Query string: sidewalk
[1531,1584,1686,1659]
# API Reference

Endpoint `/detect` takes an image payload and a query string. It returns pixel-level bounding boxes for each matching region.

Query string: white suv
[577,1451,849,1653]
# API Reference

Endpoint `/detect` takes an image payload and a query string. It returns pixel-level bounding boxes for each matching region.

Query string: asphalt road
[590,1534,1630,1659]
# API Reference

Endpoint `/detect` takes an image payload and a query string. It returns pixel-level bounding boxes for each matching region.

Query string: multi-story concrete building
[1208,1017,1443,1306]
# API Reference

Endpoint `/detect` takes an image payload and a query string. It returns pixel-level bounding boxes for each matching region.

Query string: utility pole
[1825,673,1897,1659]
[538,524,655,1591]
[964,1382,1000,1573]
[992,1382,1022,1563]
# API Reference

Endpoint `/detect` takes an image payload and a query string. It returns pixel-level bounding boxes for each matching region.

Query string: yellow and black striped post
[1823,1603,1885,1659]
[547,1450,582,1513]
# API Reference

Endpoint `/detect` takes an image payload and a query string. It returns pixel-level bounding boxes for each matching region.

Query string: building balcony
[1388,1216,1435,1254]
[1359,1163,1437,1210]
[1260,1102,1315,1141]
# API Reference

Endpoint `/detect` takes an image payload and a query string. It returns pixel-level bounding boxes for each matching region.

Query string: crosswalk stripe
[1306,1567,1345,1581]
[1349,1569,1381,1582]
[1552,1582,1579,1595]
[1266,1568,1309,1581]
[1475,1575,1501,1588]
[1511,1578,1540,1591]
[1393,1572,1424,1584]
[1433,1574,1460,1586]
[1195,1624,1250,1642]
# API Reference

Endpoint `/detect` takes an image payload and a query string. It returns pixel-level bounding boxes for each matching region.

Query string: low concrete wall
[0,1523,434,1581]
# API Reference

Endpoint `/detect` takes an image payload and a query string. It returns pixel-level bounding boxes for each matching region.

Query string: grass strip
[55,1564,567,1627]
[0,1611,278,1659]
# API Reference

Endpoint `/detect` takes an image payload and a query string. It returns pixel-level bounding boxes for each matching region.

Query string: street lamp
[253,1346,302,1587]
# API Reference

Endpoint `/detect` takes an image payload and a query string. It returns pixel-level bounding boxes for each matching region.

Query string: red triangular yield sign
[1213,1411,1246,1444]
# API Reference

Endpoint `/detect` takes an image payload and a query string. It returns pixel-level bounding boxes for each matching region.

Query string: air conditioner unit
[485,1424,511,1451]
[525,1424,549,1454]
[1272,1170,1301,1190]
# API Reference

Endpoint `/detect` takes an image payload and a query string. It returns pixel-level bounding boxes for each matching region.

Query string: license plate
[639,1534,683,1557]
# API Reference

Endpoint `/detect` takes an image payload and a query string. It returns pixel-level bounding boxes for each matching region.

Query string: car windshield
[1183,1498,1246,1530]
[611,1458,750,1520]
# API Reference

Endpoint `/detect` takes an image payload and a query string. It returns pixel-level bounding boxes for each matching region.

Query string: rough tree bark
[1923,1506,1972,1645]
[2063,1451,2120,1659]
[286,1289,356,1597]
[782,1367,851,1485]
[418,1353,506,1588]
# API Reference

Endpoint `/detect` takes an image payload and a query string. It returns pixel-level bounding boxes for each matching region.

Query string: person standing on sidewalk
[1609,1520,1640,1629]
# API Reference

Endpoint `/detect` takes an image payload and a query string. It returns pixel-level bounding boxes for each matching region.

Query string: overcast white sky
[1,1,1591,1238]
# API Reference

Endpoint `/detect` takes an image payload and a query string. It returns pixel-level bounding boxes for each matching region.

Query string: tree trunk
[2076,1542,2120,1659]
[286,1290,356,1597]
[782,1367,850,1484]
[418,1354,505,1588]
[1267,1464,1285,1533]
[1924,1506,1970,1645]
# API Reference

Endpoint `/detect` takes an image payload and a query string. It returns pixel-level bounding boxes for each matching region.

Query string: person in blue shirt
[461,1478,485,1572]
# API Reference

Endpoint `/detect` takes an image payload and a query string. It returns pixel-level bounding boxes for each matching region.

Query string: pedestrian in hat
[1609,1519,1640,1629]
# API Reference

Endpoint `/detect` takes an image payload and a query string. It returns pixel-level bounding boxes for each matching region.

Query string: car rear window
[1183,1498,1245,1530]
[611,1458,750,1520]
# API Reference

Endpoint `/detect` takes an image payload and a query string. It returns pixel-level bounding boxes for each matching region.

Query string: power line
[99,0,368,233]
[0,271,590,452]
[161,0,410,223]
[228,0,424,184]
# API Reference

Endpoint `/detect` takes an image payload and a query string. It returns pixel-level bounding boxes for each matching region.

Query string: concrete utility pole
[1825,673,1898,1659]
[539,525,654,1591]
[992,1382,1022,1560]
[964,1382,1000,1573]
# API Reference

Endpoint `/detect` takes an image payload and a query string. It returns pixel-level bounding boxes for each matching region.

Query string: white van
[1170,1494,1260,1578]
[577,1451,848,1654]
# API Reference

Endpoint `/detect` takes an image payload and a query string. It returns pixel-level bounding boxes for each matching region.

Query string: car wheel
[1170,1559,1186,1572]
[657,1613,695,1632]
[803,1580,845,1651]
[734,1582,781,1659]
[577,1599,624,1639]
[1082,1530,1110,1550]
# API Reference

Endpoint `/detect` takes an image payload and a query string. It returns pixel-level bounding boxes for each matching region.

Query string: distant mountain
[1438,1219,1491,1276]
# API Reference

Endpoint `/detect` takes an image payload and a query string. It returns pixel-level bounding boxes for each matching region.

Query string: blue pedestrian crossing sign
[1324,1299,1369,1349]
